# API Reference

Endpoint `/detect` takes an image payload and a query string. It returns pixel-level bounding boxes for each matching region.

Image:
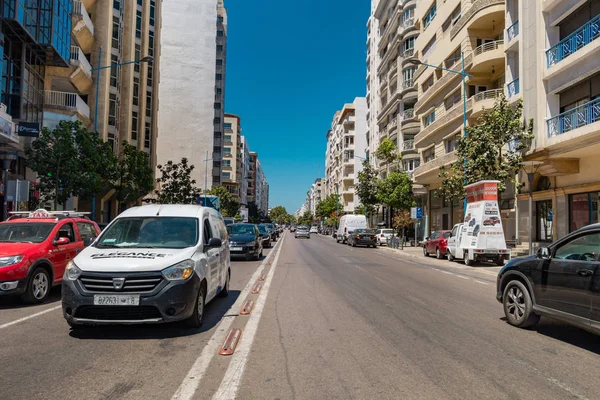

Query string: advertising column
[460,180,507,250]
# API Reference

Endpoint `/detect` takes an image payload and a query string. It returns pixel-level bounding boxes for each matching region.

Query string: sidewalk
[377,243,423,258]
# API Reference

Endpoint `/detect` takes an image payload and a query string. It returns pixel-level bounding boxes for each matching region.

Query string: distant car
[257,224,271,248]
[423,230,452,259]
[259,223,277,241]
[376,229,394,246]
[347,229,377,248]
[228,223,263,261]
[309,226,318,234]
[483,216,501,226]
[223,217,236,226]
[295,226,310,239]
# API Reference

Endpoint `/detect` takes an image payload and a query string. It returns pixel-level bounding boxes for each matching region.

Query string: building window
[217,30,224,37]
[145,122,151,148]
[213,146,221,153]
[110,54,119,87]
[148,30,155,58]
[150,0,156,26]
[214,117,221,124]
[214,102,221,109]
[224,123,232,130]
[216,88,222,95]
[217,16,224,23]
[113,0,120,10]
[223,147,231,155]
[133,77,139,105]
[444,90,461,110]
[224,134,232,142]
[422,74,434,92]
[422,35,436,59]
[445,134,460,153]
[570,192,600,232]
[222,172,230,180]
[213,160,221,168]
[423,147,436,163]
[217,45,223,52]
[403,159,420,171]
[222,160,231,167]
[216,74,222,80]
[134,44,141,73]
[112,16,120,49]
[136,10,142,39]
[131,111,138,141]
[147,65,153,87]
[424,110,436,127]
[403,37,415,53]
[109,94,117,127]
[137,0,142,5]
[423,1,437,29]
[216,59,223,66]
[146,91,152,117]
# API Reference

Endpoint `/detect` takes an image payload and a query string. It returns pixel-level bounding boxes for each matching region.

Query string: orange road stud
[251,282,262,294]
[219,328,242,356]
[240,300,254,315]
[258,273,266,281]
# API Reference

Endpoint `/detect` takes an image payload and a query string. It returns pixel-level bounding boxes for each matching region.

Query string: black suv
[497,224,600,333]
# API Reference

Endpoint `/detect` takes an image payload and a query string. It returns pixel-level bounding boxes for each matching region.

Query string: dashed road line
[475,280,490,285]
[0,305,62,330]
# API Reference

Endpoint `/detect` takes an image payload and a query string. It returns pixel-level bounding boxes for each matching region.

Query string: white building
[240,136,251,206]
[156,0,226,191]
[255,159,269,217]
[366,0,381,168]
[324,97,368,214]
[309,178,323,215]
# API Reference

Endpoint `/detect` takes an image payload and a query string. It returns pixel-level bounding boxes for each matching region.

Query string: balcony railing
[473,88,503,103]
[388,117,398,129]
[402,140,414,150]
[70,46,92,75]
[547,97,600,137]
[73,1,94,35]
[473,40,504,56]
[403,18,415,30]
[506,78,519,97]
[546,15,600,68]
[506,20,519,42]
[402,109,415,119]
[403,48,414,58]
[402,79,414,90]
[44,90,90,118]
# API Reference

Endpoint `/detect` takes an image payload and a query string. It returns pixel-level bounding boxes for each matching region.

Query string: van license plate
[93,295,140,306]
[231,247,243,251]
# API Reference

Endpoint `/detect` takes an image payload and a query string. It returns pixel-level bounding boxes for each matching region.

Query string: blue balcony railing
[547,97,600,137]
[507,20,519,42]
[546,14,600,67]
[506,78,519,97]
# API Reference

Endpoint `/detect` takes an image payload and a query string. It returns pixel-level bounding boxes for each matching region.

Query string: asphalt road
[3,232,600,400]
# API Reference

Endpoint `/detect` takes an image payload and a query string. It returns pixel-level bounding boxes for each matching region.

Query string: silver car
[295,226,310,239]
[376,229,395,245]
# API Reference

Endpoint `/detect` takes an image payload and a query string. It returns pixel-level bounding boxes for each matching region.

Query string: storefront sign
[17,122,40,137]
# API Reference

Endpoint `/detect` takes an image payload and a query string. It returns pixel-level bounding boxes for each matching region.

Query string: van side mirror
[536,247,551,259]
[206,237,222,249]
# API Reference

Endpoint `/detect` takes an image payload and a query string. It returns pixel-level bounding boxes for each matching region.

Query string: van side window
[203,219,213,245]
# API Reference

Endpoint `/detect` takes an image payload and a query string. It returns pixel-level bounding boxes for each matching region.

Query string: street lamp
[202,150,222,206]
[90,47,153,221]
[521,161,543,256]
[407,55,472,214]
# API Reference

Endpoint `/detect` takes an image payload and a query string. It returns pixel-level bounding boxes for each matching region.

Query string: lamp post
[202,150,222,206]
[90,47,153,221]
[408,55,472,214]
[521,161,543,255]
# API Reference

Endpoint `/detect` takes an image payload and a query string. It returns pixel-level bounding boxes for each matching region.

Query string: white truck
[446,180,511,266]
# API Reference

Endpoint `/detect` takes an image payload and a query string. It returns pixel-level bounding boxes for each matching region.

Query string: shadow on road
[0,286,61,310]
[68,289,241,340]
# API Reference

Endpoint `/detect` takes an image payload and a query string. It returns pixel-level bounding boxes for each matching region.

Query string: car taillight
[344,228,347,233]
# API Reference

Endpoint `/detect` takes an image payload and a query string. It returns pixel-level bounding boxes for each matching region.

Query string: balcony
[450,0,505,40]
[343,173,355,181]
[403,18,415,30]
[44,90,90,120]
[379,125,388,137]
[401,140,415,152]
[413,152,458,185]
[506,78,519,99]
[546,15,600,69]
[72,1,94,53]
[470,40,504,74]
[401,48,414,63]
[380,74,388,89]
[506,20,519,51]
[343,157,354,166]
[415,58,468,113]
[68,46,93,93]
[471,89,503,118]
[415,101,473,148]
[547,97,600,138]
[388,116,399,133]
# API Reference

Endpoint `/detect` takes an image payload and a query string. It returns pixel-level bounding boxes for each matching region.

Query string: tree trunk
[401,229,405,250]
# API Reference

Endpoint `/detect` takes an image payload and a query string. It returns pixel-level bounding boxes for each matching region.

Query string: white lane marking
[0,305,62,330]
[441,270,454,275]
[212,234,285,399]
[455,275,469,280]
[475,280,490,285]
[170,237,283,400]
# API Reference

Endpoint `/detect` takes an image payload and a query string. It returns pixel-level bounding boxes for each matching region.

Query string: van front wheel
[185,285,206,328]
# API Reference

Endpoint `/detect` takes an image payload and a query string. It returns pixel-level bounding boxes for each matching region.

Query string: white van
[446,222,510,266]
[61,205,230,329]
[336,215,367,244]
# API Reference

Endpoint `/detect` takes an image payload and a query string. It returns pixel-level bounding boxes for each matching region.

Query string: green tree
[269,205,288,224]
[248,201,260,223]
[155,158,200,204]
[315,194,341,221]
[376,171,414,211]
[298,210,313,226]
[354,204,366,215]
[355,160,378,216]
[393,210,413,250]
[438,95,534,201]
[112,141,154,207]
[207,185,240,217]
[375,138,402,170]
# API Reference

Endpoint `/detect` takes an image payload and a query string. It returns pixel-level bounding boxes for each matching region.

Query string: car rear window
[381,229,394,234]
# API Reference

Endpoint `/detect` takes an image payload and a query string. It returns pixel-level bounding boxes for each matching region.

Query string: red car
[423,230,452,259]
[0,209,100,303]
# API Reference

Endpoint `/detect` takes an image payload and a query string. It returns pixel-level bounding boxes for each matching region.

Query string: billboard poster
[240,207,249,223]
[460,181,507,250]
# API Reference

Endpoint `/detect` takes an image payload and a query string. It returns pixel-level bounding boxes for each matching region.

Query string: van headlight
[162,259,195,281]
[64,260,82,281]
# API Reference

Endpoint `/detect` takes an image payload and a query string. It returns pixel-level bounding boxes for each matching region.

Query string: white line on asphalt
[441,270,454,275]
[170,237,284,400]
[212,233,285,400]
[455,275,469,280]
[0,305,62,330]
[474,280,490,285]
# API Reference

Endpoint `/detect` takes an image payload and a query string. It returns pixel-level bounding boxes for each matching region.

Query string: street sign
[411,207,423,219]
[17,122,40,137]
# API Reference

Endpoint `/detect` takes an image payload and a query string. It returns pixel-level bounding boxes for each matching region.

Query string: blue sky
[225,0,369,214]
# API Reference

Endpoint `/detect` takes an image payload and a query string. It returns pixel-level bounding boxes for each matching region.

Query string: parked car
[223,217,236,226]
[376,229,395,246]
[0,209,100,303]
[257,224,272,248]
[295,226,310,239]
[423,230,452,259]
[347,229,377,248]
[228,223,263,261]
[497,223,600,333]
[260,223,278,240]
[62,205,230,328]
[310,226,319,234]
[336,215,367,244]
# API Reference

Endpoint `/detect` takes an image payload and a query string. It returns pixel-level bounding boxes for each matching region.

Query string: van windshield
[95,217,199,249]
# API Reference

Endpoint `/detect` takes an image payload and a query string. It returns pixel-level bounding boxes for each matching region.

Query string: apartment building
[156,0,227,193]
[255,159,269,217]
[366,1,381,164]
[248,151,257,204]
[509,0,600,245]
[324,97,368,213]
[240,136,250,206]
[411,0,508,235]
[309,178,323,215]
[222,113,243,202]
[40,0,162,220]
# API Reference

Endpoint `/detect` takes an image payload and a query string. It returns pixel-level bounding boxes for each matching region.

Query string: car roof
[117,205,210,219]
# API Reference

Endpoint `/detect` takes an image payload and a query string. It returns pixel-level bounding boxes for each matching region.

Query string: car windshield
[95,217,198,249]
[228,224,256,235]
[259,224,272,232]
[257,225,268,233]
[0,222,55,243]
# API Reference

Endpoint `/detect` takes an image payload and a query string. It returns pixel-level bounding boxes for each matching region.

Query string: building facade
[223,113,242,202]
[309,178,323,215]
[240,135,250,207]
[511,0,600,245]
[248,151,257,204]
[255,158,268,217]
[411,0,509,236]
[213,0,227,186]
[324,97,367,213]
[366,1,381,164]
[156,0,226,194]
